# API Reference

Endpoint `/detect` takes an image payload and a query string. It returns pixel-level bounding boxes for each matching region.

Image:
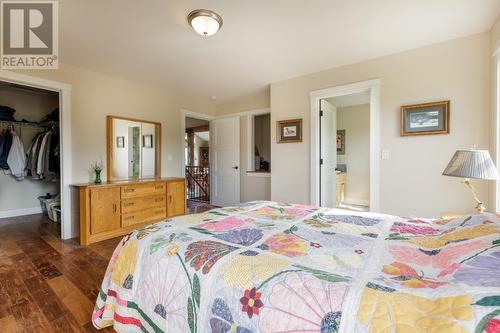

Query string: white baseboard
[342,198,370,207]
[0,206,42,219]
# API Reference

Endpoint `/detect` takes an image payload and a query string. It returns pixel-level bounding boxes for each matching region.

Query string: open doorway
[310,79,380,212]
[185,116,211,209]
[320,92,370,211]
[0,81,63,237]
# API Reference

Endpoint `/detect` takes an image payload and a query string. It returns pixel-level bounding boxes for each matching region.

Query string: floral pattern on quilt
[93,202,500,333]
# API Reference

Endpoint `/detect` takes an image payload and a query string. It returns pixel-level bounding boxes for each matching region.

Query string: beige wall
[489,14,500,210]
[13,63,215,185]
[271,33,490,218]
[0,87,59,212]
[337,104,370,204]
[216,88,270,115]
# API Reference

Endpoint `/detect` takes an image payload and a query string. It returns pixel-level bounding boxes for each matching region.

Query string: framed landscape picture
[116,136,125,148]
[277,119,302,143]
[401,100,450,136]
[337,129,345,155]
[142,134,153,148]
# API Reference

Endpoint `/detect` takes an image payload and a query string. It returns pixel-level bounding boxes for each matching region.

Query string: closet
[0,81,62,236]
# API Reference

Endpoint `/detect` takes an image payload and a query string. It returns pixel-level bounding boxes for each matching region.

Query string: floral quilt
[92,201,500,333]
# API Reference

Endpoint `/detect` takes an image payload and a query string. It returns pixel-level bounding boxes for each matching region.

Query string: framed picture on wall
[401,100,450,136]
[337,129,345,155]
[277,119,302,143]
[142,134,153,148]
[116,136,125,148]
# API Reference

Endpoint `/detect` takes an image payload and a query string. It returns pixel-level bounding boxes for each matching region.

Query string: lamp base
[475,202,486,214]
[463,179,486,214]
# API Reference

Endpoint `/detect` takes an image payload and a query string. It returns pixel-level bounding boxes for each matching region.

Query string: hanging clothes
[7,131,26,180]
[46,131,59,177]
[37,131,51,177]
[26,132,41,177]
[0,129,13,170]
[0,124,60,181]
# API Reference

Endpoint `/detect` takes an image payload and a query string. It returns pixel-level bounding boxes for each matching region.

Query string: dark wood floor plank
[0,203,214,332]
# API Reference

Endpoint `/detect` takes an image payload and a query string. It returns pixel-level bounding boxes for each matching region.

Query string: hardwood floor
[0,203,214,332]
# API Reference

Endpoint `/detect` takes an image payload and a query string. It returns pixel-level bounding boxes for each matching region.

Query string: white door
[320,100,337,207]
[211,116,240,206]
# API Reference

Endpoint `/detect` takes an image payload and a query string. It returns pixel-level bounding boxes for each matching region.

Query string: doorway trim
[180,109,215,203]
[0,69,73,239]
[310,79,381,212]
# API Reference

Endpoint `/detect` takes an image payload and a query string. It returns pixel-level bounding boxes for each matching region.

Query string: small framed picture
[143,134,153,148]
[336,129,345,155]
[401,101,450,136]
[277,119,302,143]
[116,136,125,148]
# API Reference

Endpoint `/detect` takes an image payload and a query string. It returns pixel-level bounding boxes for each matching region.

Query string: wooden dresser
[72,178,186,245]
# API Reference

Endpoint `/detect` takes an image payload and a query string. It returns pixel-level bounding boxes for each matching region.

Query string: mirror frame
[106,115,162,181]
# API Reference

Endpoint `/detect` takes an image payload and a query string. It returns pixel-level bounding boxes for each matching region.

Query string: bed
[92,201,500,333]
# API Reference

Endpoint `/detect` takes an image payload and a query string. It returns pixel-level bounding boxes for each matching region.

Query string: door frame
[310,79,381,211]
[180,109,215,204]
[319,100,337,208]
[0,69,73,239]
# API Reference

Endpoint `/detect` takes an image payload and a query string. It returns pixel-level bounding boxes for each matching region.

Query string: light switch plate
[381,150,390,160]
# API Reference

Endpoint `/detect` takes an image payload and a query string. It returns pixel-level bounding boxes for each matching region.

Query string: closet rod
[0,120,56,129]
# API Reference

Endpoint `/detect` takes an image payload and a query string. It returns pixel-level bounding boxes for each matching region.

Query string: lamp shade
[442,149,498,180]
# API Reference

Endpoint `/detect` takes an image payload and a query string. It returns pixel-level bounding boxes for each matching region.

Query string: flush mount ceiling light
[188,9,223,36]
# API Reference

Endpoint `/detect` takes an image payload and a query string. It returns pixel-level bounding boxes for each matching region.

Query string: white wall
[112,119,140,179]
[336,104,370,205]
[193,132,209,166]
[141,122,156,177]
[215,88,272,202]
[240,116,271,202]
[0,87,59,213]
[271,33,490,218]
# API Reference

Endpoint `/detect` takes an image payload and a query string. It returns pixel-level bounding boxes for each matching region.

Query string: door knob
[232,166,239,170]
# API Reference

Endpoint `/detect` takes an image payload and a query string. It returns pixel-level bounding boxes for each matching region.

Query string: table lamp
[442,149,498,213]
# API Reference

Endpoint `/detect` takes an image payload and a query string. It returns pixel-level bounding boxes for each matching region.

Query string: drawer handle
[155,198,163,202]
[155,185,164,190]
[124,202,134,207]
[124,216,134,220]
[124,189,135,193]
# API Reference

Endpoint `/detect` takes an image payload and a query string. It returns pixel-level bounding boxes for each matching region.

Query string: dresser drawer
[121,182,166,199]
[121,207,167,228]
[121,194,166,214]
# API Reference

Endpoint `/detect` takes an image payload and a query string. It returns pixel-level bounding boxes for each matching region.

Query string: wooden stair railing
[185,166,210,203]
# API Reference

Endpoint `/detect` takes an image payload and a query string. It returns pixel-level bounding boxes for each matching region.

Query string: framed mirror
[107,115,161,180]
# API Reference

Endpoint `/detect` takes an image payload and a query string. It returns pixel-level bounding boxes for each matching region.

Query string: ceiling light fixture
[188,9,223,36]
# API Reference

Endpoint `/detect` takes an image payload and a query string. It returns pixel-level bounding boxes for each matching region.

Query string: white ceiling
[59,0,500,104]
[326,92,370,108]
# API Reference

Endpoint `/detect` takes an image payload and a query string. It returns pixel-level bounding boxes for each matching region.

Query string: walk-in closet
[0,81,62,237]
